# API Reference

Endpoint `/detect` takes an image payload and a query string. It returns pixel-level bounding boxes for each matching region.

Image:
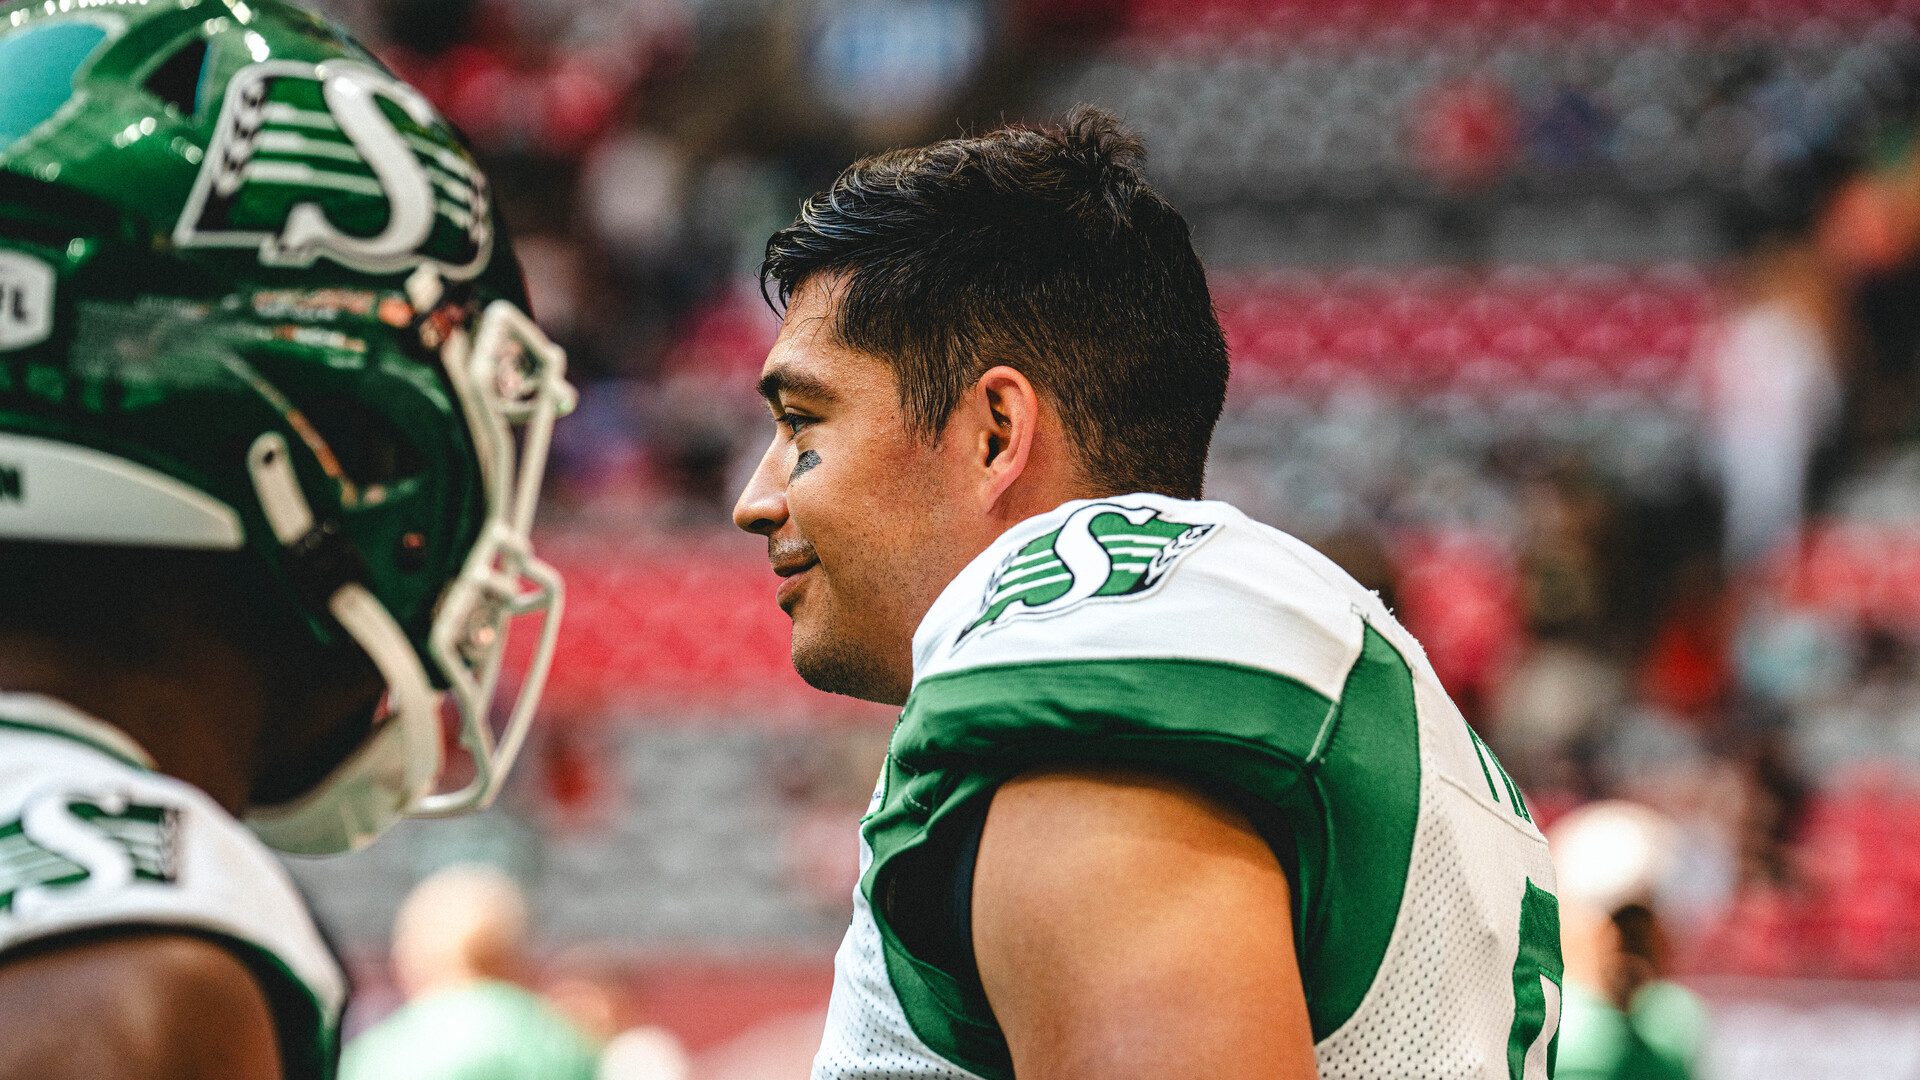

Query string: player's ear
[973,365,1039,506]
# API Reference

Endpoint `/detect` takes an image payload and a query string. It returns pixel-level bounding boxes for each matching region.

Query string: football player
[734,109,1562,1080]
[0,2,572,1077]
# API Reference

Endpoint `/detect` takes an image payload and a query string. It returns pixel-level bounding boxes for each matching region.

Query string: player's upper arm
[972,765,1319,1080]
[0,931,282,1080]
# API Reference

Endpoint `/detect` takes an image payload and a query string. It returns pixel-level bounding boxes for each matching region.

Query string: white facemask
[247,276,576,855]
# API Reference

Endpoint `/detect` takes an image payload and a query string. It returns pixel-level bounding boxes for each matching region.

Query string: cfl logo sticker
[0,252,54,352]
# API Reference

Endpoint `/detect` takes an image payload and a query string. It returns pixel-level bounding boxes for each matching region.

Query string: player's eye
[777,412,816,437]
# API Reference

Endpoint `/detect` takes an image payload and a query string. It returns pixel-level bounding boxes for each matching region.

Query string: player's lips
[774,560,816,611]
[768,538,819,612]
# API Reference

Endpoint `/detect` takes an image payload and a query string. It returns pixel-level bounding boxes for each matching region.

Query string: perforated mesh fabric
[811,841,987,1080]
[1316,773,1558,1079]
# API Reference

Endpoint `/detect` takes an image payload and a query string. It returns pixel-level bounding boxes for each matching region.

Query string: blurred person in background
[1490,460,1631,796]
[1551,802,1710,1080]
[342,864,599,1080]
[736,109,1560,1080]
[0,1,572,1077]
[1704,74,1920,570]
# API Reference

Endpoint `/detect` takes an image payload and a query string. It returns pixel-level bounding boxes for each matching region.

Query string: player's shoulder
[0,694,346,1073]
[0,929,282,1080]
[913,493,1388,701]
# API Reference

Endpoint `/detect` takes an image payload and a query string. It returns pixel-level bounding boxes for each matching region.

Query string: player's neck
[0,632,266,814]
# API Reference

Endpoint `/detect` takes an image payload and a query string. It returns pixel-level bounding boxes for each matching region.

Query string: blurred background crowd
[283,0,1920,1076]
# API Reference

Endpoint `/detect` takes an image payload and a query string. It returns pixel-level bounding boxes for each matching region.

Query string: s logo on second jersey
[0,789,180,917]
[959,502,1215,643]
[174,59,491,279]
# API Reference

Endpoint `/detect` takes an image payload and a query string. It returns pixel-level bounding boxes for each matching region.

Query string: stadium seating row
[1213,266,1713,391]
[1696,791,1920,978]
[662,267,1716,396]
[1771,525,1920,628]
[505,539,881,721]
[521,517,1920,714]
[1059,8,1916,201]
[1123,0,1920,38]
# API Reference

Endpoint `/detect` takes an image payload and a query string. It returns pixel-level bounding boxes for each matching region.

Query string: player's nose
[733,437,790,536]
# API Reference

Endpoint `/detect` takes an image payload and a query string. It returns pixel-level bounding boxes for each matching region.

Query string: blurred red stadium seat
[1211,266,1714,398]
[508,537,891,724]
[1772,524,1920,629]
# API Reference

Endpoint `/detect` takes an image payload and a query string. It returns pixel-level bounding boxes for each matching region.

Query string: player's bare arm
[0,933,280,1080]
[973,766,1318,1080]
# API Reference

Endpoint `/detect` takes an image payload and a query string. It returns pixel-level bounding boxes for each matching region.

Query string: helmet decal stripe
[255,129,364,164]
[244,160,385,198]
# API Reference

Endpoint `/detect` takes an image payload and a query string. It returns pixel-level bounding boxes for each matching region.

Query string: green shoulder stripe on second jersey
[863,625,1424,1074]
[896,656,1338,775]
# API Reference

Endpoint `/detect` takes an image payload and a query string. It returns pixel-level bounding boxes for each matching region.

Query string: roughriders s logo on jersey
[173,60,492,279]
[959,502,1216,643]
[0,788,180,917]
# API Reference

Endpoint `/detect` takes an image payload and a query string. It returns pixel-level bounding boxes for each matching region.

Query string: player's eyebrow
[758,366,838,408]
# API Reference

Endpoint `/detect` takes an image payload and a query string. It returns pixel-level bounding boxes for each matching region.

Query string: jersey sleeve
[0,728,347,1080]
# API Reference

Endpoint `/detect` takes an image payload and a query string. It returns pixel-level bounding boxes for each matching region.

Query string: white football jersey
[812,494,1562,1080]
[0,693,345,1078]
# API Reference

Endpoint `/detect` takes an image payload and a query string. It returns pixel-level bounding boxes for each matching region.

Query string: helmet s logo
[0,251,54,352]
[174,60,492,279]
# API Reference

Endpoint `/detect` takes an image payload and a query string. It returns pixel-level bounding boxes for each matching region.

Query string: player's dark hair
[761,107,1228,500]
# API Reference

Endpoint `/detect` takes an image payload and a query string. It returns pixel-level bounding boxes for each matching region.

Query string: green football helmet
[0,0,576,854]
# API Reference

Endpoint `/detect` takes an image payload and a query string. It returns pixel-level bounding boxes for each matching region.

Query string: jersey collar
[0,691,158,770]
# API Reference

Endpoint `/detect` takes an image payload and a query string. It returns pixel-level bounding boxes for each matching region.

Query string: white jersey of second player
[0,692,345,1079]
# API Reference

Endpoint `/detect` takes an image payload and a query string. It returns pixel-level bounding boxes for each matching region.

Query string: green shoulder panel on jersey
[863,623,1421,1077]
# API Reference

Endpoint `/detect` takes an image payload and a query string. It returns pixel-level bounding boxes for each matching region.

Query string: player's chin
[790,627,901,704]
